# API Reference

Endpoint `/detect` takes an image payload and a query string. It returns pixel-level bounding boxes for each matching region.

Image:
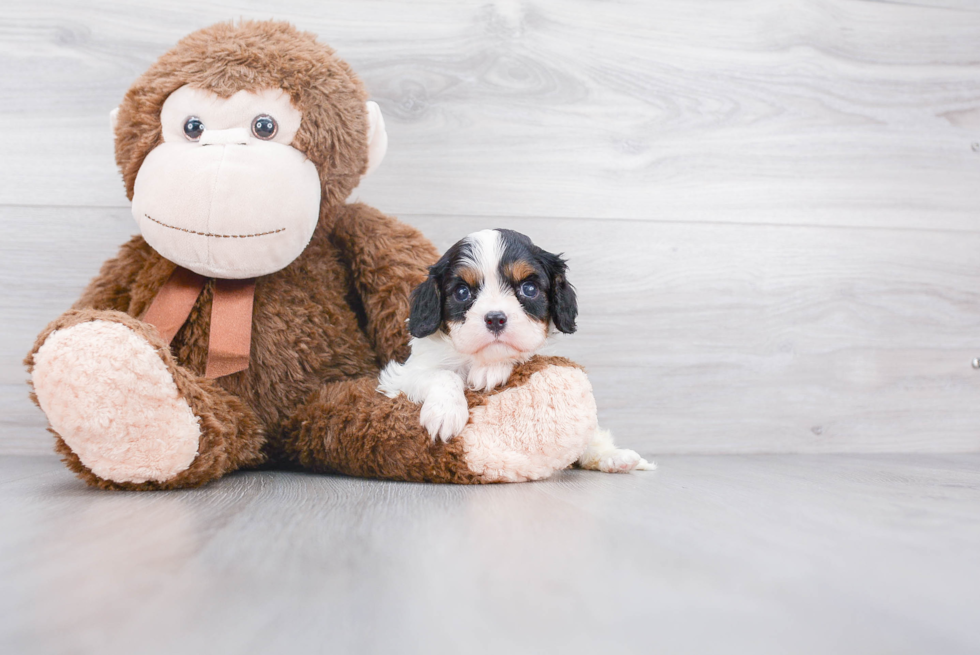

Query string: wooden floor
[2,453,978,654]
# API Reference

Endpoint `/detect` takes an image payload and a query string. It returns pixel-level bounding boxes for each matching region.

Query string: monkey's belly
[210,302,382,433]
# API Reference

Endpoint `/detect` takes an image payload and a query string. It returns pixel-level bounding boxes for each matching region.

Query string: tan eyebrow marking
[457,266,482,287]
[144,214,286,238]
[503,260,536,282]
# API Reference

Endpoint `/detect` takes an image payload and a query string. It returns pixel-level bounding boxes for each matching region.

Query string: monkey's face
[130,85,322,279]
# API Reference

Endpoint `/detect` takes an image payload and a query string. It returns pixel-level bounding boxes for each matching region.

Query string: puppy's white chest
[465,362,514,392]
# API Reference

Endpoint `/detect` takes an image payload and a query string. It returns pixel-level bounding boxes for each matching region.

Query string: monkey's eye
[519,281,539,299]
[183,117,205,141]
[252,114,278,140]
[453,284,471,302]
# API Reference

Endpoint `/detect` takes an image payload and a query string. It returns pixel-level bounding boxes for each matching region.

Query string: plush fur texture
[114,20,370,211]
[32,320,202,483]
[283,355,590,484]
[462,363,596,482]
[26,309,265,490]
[132,85,323,278]
[27,201,438,489]
[25,20,604,489]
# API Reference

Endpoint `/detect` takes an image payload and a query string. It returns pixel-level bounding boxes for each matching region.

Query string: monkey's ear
[109,107,119,133]
[364,101,388,176]
[408,276,442,338]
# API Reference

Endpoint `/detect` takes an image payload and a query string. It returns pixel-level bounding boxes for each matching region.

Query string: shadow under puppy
[379,228,654,473]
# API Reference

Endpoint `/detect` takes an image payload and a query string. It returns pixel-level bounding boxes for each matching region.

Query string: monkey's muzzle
[131,138,321,279]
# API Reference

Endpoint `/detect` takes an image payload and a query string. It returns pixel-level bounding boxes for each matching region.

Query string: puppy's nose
[484,311,507,334]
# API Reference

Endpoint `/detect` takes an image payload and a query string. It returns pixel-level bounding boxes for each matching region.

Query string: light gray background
[3,0,979,456]
[1,3,979,654]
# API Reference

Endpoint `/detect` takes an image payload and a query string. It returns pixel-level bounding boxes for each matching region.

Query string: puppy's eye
[453,285,471,302]
[252,114,278,140]
[519,281,539,299]
[183,116,205,141]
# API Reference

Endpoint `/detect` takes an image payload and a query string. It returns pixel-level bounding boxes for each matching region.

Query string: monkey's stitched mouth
[144,214,286,238]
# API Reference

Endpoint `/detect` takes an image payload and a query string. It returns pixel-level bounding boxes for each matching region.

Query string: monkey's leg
[26,309,264,490]
[282,356,597,484]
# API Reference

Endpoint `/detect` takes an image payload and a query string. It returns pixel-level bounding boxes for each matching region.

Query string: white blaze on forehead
[462,228,513,316]
[462,229,505,292]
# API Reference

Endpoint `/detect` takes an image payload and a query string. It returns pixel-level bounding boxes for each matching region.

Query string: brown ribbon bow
[143,267,256,378]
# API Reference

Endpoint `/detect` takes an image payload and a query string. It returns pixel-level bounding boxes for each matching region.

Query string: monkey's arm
[282,356,596,483]
[331,202,439,364]
[71,235,157,312]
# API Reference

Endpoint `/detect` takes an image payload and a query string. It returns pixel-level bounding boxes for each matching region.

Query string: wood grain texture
[1,454,979,654]
[4,208,980,455]
[1,0,979,228]
[2,1,980,455]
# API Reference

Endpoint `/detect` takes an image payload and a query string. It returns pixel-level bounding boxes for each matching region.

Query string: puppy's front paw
[420,389,470,442]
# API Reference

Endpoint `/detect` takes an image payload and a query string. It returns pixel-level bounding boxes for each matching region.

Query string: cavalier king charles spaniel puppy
[378,228,654,473]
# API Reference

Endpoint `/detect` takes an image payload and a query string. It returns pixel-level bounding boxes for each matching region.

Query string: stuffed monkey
[24,21,618,490]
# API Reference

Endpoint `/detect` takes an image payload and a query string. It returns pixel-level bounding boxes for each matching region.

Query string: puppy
[378,228,654,474]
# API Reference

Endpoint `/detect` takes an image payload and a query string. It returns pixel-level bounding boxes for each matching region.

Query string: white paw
[589,448,656,474]
[419,388,470,442]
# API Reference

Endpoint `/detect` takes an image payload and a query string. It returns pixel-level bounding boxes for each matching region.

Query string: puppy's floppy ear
[408,278,441,338]
[540,250,578,334]
[409,259,448,338]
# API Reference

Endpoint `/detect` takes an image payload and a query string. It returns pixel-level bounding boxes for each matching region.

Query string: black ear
[540,250,578,334]
[408,275,443,338]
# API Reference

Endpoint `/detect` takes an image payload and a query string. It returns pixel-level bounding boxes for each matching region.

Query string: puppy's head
[409,229,577,363]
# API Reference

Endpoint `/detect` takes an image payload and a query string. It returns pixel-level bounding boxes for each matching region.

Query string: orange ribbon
[143,267,256,378]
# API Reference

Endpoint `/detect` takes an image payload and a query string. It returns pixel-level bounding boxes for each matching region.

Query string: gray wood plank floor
[2,454,978,654]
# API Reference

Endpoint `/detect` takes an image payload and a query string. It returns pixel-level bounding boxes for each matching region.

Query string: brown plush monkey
[24,21,618,490]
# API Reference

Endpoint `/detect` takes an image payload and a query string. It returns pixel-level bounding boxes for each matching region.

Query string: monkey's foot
[461,364,597,482]
[32,320,201,484]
